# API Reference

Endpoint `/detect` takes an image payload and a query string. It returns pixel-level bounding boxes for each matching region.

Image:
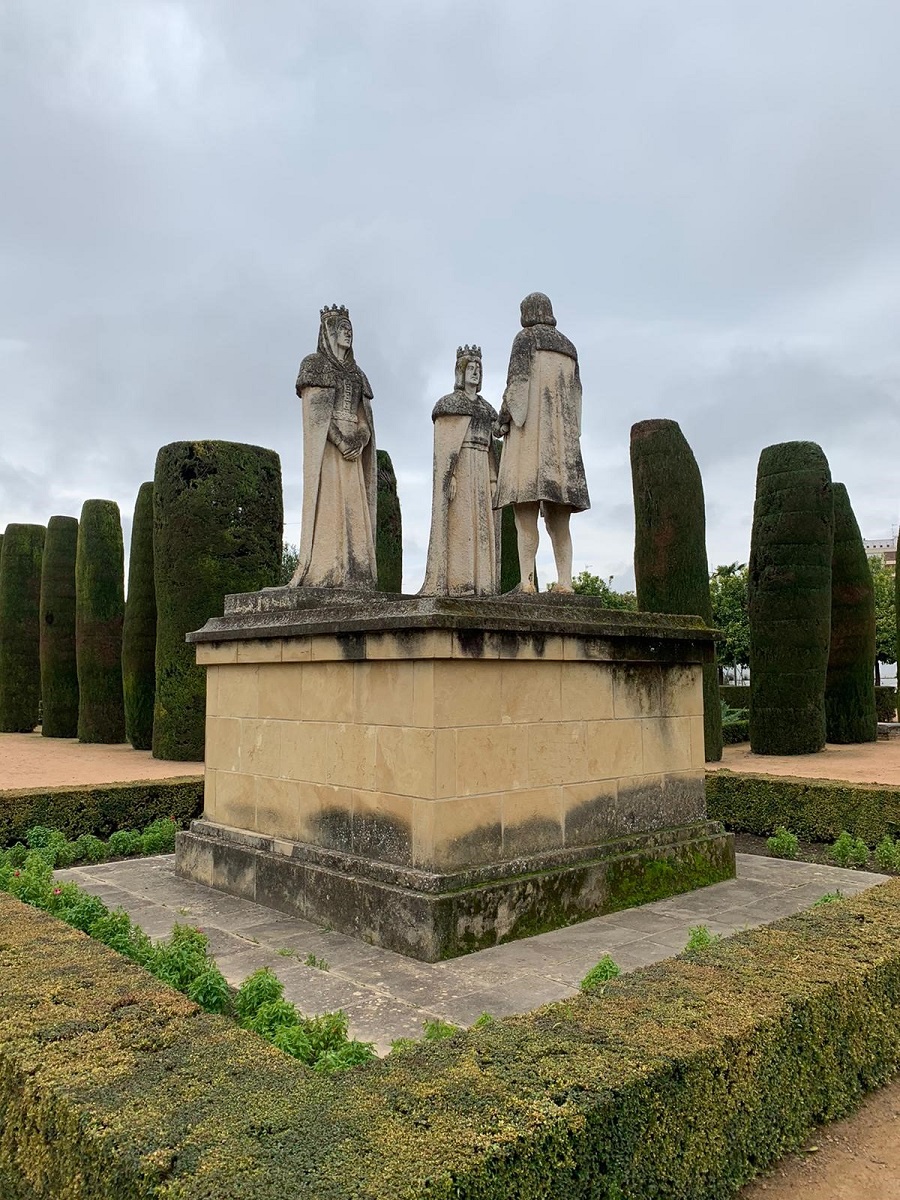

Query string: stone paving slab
[56,854,888,1054]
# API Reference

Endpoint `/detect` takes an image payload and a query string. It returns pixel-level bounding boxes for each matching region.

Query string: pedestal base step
[176,818,735,962]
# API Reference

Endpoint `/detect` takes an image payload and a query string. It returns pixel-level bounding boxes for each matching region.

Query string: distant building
[864,536,896,567]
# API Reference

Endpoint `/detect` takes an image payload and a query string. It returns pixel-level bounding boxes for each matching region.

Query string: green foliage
[709,563,750,675]
[684,924,720,951]
[303,953,329,971]
[280,542,299,585]
[870,555,896,667]
[812,891,844,906]
[139,817,178,854]
[721,698,749,743]
[875,686,897,722]
[829,831,869,869]
[825,484,876,743]
[0,776,202,847]
[235,967,284,1023]
[39,515,79,738]
[75,500,126,743]
[748,442,834,755]
[72,834,107,864]
[630,419,722,762]
[579,954,622,993]
[707,771,900,845]
[152,440,283,760]
[874,836,900,872]
[122,482,157,750]
[375,449,403,592]
[766,826,800,860]
[422,1018,460,1041]
[571,570,637,609]
[720,684,750,709]
[3,816,184,869]
[107,829,143,856]
[0,523,45,732]
[720,699,748,726]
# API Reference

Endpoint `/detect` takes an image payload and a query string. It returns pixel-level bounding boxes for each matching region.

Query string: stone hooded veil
[292,306,378,588]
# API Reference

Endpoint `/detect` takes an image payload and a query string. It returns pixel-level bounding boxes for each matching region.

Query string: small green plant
[423,1018,459,1041]
[874,835,900,872]
[235,968,285,1023]
[303,953,329,971]
[684,925,720,952]
[107,829,143,857]
[812,891,844,907]
[766,826,800,860]
[472,1012,495,1028]
[186,966,231,1013]
[139,817,179,855]
[579,954,622,994]
[277,947,295,957]
[720,699,749,726]
[829,831,869,869]
[72,834,108,864]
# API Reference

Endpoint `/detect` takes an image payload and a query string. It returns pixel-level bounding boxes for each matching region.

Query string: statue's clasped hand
[449,474,458,502]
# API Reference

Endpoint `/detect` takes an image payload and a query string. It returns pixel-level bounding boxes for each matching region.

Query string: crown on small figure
[321,303,349,320]
[456,344,482,361]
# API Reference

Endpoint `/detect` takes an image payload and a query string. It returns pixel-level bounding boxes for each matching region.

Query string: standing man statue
[495,292,590,593]
[290,304,378,589]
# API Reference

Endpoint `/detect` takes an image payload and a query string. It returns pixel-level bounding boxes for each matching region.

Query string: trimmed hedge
[76,500,126,743]
[825,483,876,743]
[0,777,203,847]
[39,515,80,738]
[631,419,722,762]
[748,441,834,755]
[720,684,750,709]
[153,441,282,761]
[122,482,157,750]
[722,720,749,744]
[375,449,403,592]
[0,523,45,733]
[876,686,897,722]
[707,769,900,843]
[2,881,900,1197]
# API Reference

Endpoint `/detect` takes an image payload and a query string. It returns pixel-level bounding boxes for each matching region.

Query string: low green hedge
[719,684,750,709]
[722,720,749,744]
[707,769,900,843]
[875,686,897,722]
[2,880,900,1197]
[0,777,203,847]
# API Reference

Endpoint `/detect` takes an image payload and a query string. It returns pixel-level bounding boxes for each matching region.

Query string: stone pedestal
[175,589,734,960]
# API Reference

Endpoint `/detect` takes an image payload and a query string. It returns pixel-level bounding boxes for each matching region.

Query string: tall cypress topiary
[825,483,876,743]
[375,450,402,592]
[76,500,126,743]
[39,515,79,737]
[153,441,282,761]
[748,442,834,755]
[122,482,157,750]
[630,419,723,762]
[0,524,45,732]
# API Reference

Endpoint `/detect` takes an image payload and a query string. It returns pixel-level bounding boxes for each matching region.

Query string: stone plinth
[175,590,734,960]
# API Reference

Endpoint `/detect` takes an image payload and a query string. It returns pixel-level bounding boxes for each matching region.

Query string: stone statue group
[290,294,590,596]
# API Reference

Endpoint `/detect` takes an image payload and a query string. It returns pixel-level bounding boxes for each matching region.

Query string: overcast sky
[3,1,900,592]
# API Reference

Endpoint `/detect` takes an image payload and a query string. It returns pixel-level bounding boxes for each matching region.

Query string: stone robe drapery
[495,325,590,513]
[292,353,378,589]
[420,392,500,596]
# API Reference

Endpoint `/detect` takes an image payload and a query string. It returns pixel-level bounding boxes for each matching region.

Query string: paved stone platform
[0,732,203,789]
[57,854,887,1054]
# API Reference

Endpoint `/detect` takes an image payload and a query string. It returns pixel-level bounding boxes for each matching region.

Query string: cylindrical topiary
[375,450,402,592]
[40,515,79,737]
[630,419,723,762]
[825,483,876,743]
[123,482,157,750]
[0,524,46,732]
[748,441,834,755]
[76,500,126,744]
[153,441,283,761]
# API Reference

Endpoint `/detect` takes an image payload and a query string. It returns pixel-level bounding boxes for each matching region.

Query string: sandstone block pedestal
[175,589,734,960]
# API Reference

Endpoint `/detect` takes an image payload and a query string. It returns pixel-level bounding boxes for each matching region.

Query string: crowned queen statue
[420,344,501,596]
[290,305,378,589]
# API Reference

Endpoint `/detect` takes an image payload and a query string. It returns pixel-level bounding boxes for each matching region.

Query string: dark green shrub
[375,450,402,592]
[139,817,178,855]
[0,523,45,732]
[75,500,126,743]
[631,419,722,762]
[825,484,876,743]
[748,442,834,754]
[152,441,282,760]
[720,684,750,709]
[122,482,156,750]
[875,686,896,722]
[39,516,79,738]
[723,720,749,744]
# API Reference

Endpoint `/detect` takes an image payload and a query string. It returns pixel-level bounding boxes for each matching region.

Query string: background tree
[709,563,750,682]
[153,441,282,760]
[122,482,156,750]
[871,556,896,683]
[375,449,403,592]
[572,570,637,609]
[630,418,722,761]
[39,515,79,737]
[824,483,876,742]
[748,441,834,755]
[0,524,45,732]
[76,500,126,743]
[280,543,299,586]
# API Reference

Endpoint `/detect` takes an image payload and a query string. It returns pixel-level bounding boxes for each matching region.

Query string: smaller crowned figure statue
[420,345,501,596]
[290,304,378,589]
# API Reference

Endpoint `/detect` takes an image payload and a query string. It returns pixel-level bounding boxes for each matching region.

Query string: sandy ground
[739,1077,900,1199]
[709,740,900,786]
[0,731,203,790]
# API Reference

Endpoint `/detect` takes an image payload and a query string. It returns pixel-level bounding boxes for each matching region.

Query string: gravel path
[0,731,203,789]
